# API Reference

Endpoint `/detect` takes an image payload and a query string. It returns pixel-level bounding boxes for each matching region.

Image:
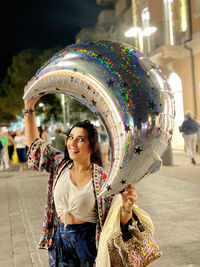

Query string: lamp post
[61,94,66,126]
[125,26,157,53]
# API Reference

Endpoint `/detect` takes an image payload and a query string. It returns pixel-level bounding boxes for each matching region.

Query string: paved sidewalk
[136,151,200,267]
[0,150,200,267]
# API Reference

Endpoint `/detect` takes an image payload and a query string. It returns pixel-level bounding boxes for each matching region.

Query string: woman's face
[67,127,92,163]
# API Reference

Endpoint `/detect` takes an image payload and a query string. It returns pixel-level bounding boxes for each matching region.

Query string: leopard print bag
[107,213,162,267]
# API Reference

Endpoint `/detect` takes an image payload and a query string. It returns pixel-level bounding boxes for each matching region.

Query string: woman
[24,95,139,266]
[180,110,199,165]
[14,130,27,171]
[7,131,15,165]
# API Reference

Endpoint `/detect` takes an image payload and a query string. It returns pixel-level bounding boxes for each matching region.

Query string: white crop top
[54,166,97,224]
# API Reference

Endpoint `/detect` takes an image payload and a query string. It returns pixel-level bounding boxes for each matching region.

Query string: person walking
[0,131,9,170]
[23,94,155,267]
[180,110,200,165]
[53,129,66,153]
[41,126,52,144]
[7,131,15,165]
[14,130,27,171]
[0,140,3,165]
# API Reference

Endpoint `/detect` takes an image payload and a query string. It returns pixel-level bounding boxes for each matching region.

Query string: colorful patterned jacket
[28,138,113,250]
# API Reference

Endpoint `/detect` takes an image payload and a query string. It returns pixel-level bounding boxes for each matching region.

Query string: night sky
[0,0,102,81]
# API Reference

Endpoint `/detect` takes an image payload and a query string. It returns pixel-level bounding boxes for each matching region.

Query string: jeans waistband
[57,219,96,233]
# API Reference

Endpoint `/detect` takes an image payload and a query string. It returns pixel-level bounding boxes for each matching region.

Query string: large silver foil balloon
[23,41,175,197]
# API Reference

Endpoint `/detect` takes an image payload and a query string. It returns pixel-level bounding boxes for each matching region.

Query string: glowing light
[125,27,157,37]
[180,0,187,32]
[125,27,142,37]
[142,27,157,36]
[38,103,44,107]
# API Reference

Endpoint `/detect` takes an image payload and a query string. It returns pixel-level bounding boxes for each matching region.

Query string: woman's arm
[24,95,41,147]
[120,184,137,225]
[13,137,17,152]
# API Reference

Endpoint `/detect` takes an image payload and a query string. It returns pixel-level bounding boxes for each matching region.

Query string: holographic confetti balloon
[23,41,175,197]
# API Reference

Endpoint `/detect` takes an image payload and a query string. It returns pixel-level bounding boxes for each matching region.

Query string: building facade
[76,0,200,149]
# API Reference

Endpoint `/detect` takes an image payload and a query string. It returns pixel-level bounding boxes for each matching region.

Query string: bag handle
[120,210,145,241]
[132,211,145,232]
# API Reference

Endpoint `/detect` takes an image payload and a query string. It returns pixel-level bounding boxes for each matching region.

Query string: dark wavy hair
[64,120,102,166]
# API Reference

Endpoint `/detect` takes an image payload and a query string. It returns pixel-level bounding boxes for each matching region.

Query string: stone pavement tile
[14,252,33,267]
[0,244,13,264]
[34,250,49,267]
[0,182,9,215]
[161,151,200,185]
[0,259,13,267]
[8,197,33,266]
[11,170,49,266]
[0,220,11,240]
[0,177,13,267]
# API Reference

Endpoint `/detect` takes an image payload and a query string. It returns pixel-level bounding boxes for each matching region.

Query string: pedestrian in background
[41,126,52,144]
[0,131,9,170]
[53,129,66,153]
[0,140,3,165]
[14,130,27,171]
[7,132,15,165]
[180,110,200,165]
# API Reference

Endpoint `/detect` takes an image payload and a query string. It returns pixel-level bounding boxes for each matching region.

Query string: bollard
[162,143,173,166]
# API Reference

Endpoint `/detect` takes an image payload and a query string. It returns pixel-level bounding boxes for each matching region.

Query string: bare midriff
[60,212,87,225]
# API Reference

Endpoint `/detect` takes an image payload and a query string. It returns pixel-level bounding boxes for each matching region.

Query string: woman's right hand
[24,95,42,110]
[24,85,43,109]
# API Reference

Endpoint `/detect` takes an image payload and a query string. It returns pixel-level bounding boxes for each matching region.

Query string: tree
[0,49,41,121]
[0,47,61,123]
[63,96,98,126]
[35,94,63,123]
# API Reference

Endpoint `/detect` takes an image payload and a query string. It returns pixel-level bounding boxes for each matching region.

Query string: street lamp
[125,27,142,37]
[142,27,157,36]
[61,94,66,126]
[125,26,157,52]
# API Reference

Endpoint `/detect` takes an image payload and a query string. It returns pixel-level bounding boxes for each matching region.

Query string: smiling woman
[65,121,102,167]
[25,91,140,267]
[24,92,138,266]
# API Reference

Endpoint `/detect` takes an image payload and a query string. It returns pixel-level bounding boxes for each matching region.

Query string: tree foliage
[0,47,61,123]
[65,96,98,126]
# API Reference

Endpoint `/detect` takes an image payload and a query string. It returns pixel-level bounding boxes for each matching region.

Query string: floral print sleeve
[93,164,113,248]
[98,167,113,225]
[27,139,67,249]
[28,138,65,173]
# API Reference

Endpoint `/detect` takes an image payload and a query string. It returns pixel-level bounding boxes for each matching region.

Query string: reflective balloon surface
[24,41,175,196]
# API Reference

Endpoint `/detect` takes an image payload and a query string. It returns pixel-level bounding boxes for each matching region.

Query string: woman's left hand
[121,184,137,212]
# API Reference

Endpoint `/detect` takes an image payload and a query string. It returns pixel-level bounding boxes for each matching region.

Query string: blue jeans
[48,220,97,267]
